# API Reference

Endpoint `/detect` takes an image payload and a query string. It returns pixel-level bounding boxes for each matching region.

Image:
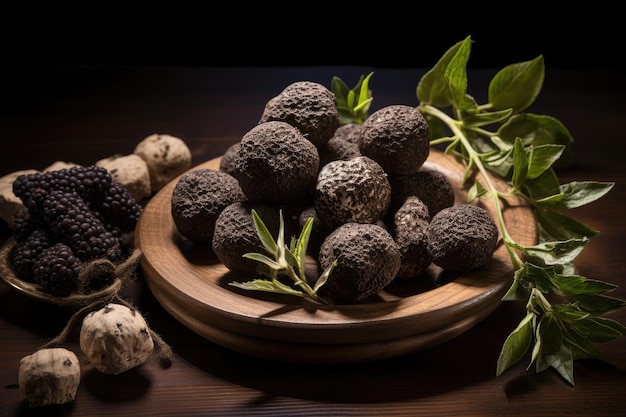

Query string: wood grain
[135,149,537,363]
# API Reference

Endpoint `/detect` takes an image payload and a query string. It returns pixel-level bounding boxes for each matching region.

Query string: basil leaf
[417,36,468,106]
[489,55,545,113]
[496,312,534,376]
[549,181,616,210]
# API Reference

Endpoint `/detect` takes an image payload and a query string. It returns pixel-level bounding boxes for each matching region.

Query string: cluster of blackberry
[9,166,142,296]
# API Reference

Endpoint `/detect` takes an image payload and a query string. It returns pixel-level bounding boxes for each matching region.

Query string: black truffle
[318,136,362,168]
[171,168,246,242]
[426,204,499,271]
[318,222,401,303]
[332,123,363,144]
[314,156,391,228]
[234,121,320,204]
[259,81,339,149]
[219,142,241,176]
[212,201,294,275]
[359,105,430,176]
[388,166,455,218]
[392,196,432,279]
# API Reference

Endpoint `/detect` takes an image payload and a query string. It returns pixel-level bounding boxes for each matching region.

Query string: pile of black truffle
[171,81,499,303]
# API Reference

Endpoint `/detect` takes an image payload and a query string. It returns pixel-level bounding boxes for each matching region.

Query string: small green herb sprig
[229,209,335,304]
[333,36,625,385]
[332,71,374,124]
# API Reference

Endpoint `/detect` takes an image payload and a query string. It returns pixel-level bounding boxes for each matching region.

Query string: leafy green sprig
[229,209,335,304]
[332,71,374,124]
[334,36,625,385]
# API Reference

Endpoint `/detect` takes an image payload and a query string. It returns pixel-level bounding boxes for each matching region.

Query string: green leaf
[570,294,626,315]
[251,209,278,257]
[496,311,534,376]
[511,137,529,188]
[462,108,513,127]
[568,316,626,343]
[552,274,618,296]
[489,55,545,113]
[522,168,561,200]
[527,144,564,179]
[242,252,282,271]
[539,314,563,354]
[497,113,574,169]
[417,36,469,106]
[229,279,305,297]
[541,343,575,385]
[564,330,614,363]
[534,207,599,241]
[549,181,615,210]
[523,238,588,266]
[444,37,474,111]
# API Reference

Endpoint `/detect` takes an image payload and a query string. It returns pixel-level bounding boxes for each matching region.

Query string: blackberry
[39,190,122,262]
[90,181,142,233]
[9,229,53,281]
[13,165,113,207]
[12,205,45,243]
[32,243,81,296]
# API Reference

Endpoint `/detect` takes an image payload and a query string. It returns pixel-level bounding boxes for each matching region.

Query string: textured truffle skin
[359,105,430,175]
[234,121,320,204]
[392,196,432,279]
[318,222,401,303]
[80,303,154,375]
[315,156,391,228]
[96,154,152,202]
[171,168,246,242]
[219,142,241,176]
[332,123,363,144]
[426,204,499,271]
[212,201,293,275]
[319,137,362,168]
[259,81,339,149]
[18,348,81,408]
[134,133,192,193]
[388,167,455,218]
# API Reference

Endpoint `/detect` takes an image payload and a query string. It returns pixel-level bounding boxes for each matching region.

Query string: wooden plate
[135,149,537,363]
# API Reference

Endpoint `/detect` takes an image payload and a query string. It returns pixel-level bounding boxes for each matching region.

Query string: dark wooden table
[1,65,625,416]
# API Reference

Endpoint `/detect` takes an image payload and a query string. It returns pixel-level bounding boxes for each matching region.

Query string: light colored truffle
[134,133,192,193]
[43,161,81,172]
[18,348,81,408]
[314,156,391,228]
[0,169,39,227]
[80,303,154,375]
[96,154,152,201]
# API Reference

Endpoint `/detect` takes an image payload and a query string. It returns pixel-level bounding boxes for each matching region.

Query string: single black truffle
[314,156,391,228]
[219,142,241,176]
[318,136,362,168]
[388,166,455,218]
[259,81,339,149]
[359,105,430,176]
[318,222,401,303]
[332,123,363,144]
[171,168,246,242]
[212,201,294,275]
[234,121,320,204]
[392,196,432,279]
[426,204,499,271]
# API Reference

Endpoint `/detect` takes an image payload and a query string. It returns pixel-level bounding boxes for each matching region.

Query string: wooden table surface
[1,65,625,416]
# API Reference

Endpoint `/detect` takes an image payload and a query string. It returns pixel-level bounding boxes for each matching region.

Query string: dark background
[2,6,622,70]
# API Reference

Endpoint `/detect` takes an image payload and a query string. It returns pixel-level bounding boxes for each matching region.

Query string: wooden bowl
[135,149,537,363]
